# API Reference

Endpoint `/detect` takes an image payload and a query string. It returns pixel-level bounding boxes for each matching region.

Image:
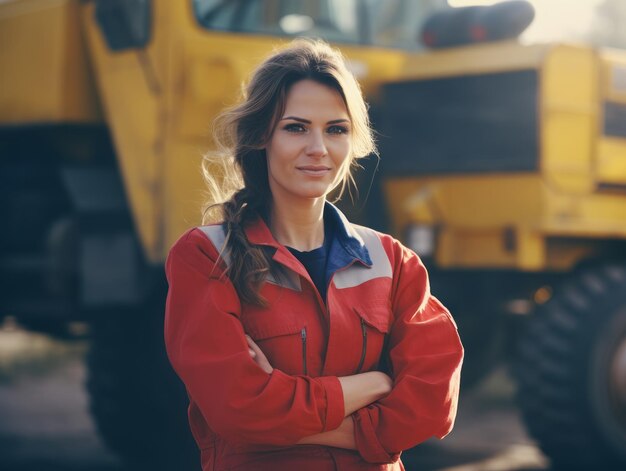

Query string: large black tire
[515,264,626,470]
[86,293,199,470]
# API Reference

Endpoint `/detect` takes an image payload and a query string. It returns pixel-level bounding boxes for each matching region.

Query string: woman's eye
[327,125,349,135]
[284,123,306,133]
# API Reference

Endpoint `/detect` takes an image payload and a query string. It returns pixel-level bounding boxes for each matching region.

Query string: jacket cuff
[316,376,344,431]
[352,407,401,464]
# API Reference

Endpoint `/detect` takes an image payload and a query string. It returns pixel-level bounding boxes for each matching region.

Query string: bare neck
[269,197,326,251]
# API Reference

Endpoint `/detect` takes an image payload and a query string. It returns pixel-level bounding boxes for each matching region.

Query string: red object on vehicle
[420,0,535,49]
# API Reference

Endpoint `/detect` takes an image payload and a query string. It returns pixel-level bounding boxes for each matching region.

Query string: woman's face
[265,79,352,207]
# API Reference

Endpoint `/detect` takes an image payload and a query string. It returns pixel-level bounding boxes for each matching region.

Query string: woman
[164,39,463,470]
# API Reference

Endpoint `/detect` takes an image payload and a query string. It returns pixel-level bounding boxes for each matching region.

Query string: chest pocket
[242,314,308,376]
[353,302,391,374]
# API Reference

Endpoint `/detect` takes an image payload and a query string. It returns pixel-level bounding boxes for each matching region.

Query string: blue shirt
[287,214,333,302]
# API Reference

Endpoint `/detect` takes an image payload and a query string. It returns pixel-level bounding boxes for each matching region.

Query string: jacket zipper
[301,327,308,375]
[355,318,368,374]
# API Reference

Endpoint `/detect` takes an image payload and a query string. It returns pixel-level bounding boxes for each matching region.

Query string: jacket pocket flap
[245,320,303,341]
[354,303,391,333]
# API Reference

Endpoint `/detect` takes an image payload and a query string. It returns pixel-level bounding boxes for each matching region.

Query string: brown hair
[202,38,376,306]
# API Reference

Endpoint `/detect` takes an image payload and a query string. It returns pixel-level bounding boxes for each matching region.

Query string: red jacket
[164,205,463,470]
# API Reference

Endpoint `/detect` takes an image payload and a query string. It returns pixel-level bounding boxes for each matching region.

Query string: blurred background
[1,0,625,470]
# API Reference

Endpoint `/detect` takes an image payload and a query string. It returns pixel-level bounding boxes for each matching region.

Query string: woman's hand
[296,374,391,450]
[246,334,392,416]
[338,371,393,416]
[246,335,273,374]
[297,416,356,449]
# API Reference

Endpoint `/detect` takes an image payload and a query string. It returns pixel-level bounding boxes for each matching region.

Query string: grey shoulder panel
[334,226,392,289]
[197,225,231,266]
[197,225,301,291]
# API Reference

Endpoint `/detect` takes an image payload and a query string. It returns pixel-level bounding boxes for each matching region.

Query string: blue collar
[324,202,372,274]
[244,202,372,277]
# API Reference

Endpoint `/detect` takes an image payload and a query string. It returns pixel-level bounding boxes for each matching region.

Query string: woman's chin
[270,179,338,204]
[287,185,333,201]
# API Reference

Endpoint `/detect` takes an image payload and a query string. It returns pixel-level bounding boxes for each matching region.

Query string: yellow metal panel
[399,41,549,81]
[385,175,546,269]
[386,168,626,270]
[542,113,595,191]
[544,191,626,238]
[384,175,544,236]
[540,45,597,193]
[515,228,545,271]
[171,34,281,140]
[596,138,626,184]
[81,0,166,261]
[438,228,516,268]
[438,227,605,272]
[335,45,409,101]
[162,139,216,253]
[164,12,290,254]
[0,0,101,123]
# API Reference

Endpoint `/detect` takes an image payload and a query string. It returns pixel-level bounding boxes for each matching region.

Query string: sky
[449,0,605,43]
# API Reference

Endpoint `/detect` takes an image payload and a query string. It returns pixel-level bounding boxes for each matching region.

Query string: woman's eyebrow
[280,116,350,124]
[280,116,311,123]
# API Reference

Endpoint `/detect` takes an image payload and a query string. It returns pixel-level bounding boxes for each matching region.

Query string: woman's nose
[305,131,328,158]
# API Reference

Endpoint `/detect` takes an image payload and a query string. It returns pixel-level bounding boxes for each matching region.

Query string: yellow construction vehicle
[1,0,624,469]
[377,38,626,471]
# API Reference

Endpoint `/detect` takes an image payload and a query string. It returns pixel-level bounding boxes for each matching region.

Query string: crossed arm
[245,335,392,449]
[166,231,462,459]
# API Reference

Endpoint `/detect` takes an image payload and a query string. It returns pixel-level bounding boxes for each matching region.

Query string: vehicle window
[193,0,361,44]
[192,0,449,49]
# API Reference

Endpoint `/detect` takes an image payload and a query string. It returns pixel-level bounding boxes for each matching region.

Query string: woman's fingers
[245,335,273,374]
[246,335,260,355]
[246,335,264,360]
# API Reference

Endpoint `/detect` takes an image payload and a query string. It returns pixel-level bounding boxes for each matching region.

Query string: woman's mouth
[296,166,332,176]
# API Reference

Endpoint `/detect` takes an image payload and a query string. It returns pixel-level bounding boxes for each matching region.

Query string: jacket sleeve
[351,240,464,463]
[164,228,345,446]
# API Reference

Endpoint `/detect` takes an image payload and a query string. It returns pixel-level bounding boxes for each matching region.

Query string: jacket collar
[244,202,372,270]
[325,203,372,268]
